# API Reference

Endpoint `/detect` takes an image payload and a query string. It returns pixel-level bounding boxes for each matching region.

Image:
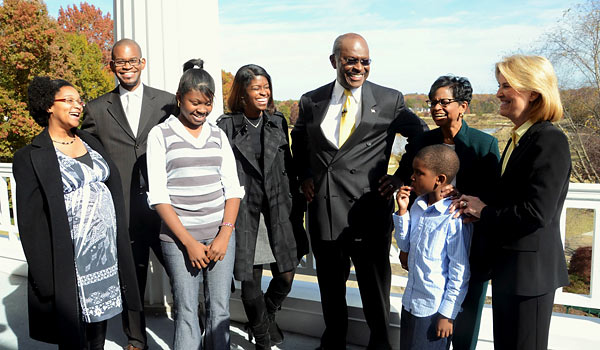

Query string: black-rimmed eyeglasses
[112,58,142,67]
[426,99,459,108]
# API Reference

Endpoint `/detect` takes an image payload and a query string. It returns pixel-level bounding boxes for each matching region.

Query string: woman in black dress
[217,64,308,349]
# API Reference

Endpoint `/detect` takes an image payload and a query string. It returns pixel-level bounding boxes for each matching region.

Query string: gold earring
[177,101,180,107]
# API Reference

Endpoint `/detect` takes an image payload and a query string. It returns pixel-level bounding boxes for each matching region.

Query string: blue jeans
[161,233,235,350]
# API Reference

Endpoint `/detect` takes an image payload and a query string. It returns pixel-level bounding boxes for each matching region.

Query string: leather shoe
[123,345,144,350]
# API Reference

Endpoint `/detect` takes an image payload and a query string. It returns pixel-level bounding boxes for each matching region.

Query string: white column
[113,0,224,306]
[113,0,224,121]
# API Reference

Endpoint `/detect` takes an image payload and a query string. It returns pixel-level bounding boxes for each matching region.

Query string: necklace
[244,115,262,128]
[52,136,77,145]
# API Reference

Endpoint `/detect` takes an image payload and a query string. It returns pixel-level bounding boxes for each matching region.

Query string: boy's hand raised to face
[395,186,413,215]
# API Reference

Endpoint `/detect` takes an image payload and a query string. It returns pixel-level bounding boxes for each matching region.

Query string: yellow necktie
[339,89,356,147]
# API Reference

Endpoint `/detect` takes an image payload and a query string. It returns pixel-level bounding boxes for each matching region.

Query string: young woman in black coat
[13,77,142,349]
[217,64,308,349]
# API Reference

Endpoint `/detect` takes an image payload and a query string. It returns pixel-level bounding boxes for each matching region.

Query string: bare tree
[538,0,600,182]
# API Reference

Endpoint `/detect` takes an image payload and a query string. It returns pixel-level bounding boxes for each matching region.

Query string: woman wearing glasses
[398,75,500,350]
[217,64,308,349]
[13,76,141,349]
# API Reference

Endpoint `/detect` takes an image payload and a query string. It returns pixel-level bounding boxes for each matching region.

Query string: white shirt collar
[332,80,362,104]
[415,195,452,214]
[119,84,144,99]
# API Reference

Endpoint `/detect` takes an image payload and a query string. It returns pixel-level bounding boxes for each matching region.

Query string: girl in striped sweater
[146,59,244,350]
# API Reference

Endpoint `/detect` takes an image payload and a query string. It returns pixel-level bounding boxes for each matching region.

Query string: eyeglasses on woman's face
[426,99,459,108]
[54,98,85,107]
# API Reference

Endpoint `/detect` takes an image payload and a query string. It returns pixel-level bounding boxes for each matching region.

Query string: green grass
[565,208,595,238]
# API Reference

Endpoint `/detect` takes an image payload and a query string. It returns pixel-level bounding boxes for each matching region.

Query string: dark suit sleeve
[13,149,54,297]
[391,92,428,184]
[81,104,99,138]
[480,127,571,244]
[290,94,312,183]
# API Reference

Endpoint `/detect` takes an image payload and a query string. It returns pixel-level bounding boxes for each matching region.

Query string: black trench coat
[13,128,142,348]
[217,112,308,281]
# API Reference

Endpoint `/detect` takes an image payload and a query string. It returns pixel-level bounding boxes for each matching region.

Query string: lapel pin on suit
[371,108,376,113]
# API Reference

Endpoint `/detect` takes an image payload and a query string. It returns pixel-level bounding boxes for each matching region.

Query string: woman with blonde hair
[453,55,570,350]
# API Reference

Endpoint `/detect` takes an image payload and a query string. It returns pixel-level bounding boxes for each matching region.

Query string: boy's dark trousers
[400,308,451,350]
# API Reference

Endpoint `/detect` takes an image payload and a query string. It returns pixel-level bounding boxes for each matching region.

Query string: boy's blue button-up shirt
[393,195,472,319]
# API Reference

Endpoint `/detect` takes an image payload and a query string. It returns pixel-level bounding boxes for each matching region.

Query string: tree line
[2,0,600,184]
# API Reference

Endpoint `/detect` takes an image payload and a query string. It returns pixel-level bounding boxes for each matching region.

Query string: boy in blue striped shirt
[393,144,472,350]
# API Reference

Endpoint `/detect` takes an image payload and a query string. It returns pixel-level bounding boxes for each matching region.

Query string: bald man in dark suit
[82,39,176,350]
[291,33,428,350]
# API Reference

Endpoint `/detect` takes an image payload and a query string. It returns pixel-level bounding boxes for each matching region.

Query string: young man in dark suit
[291,33,428,350]
[82,38,176,350]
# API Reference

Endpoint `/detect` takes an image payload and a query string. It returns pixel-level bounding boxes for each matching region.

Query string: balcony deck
[2,164,600,349]
[1,270,599,350]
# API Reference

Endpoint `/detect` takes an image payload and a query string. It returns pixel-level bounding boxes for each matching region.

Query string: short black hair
[177,58,215,101]
[415,144,460,184]
[428,75,473,104]
[227,64,275,114]
[111,38,142,59]
[27,76,74,127]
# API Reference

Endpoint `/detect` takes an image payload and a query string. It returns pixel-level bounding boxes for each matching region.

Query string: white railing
[556,182,600,308]
[2,163,599,311]
[0,163,25,276]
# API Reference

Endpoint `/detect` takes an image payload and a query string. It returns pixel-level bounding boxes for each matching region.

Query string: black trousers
[58,320,107,350]
[311,235,392,350]
[122,195,165,349]
[491,289,556,350]
[452,279,488,350]
[400,308,450,350]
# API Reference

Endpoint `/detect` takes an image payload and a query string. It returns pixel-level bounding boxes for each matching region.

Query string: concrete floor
[0,272,351,350]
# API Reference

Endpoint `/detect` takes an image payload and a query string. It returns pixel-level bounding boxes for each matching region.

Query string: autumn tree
[0,0,114,161]
[274,100,298,125]
[537,0,600,182]
[0,0,57,160]
[59,32,113,101]
[0,0,58,100]
[222,69,234,113]
[469,94,499,115]
[58,2,113,66]
[289,101,299,125]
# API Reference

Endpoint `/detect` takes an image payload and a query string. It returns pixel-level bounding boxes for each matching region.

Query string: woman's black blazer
[481,120,570,296]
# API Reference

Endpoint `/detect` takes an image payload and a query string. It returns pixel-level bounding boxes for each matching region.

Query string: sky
[44,0,578,99]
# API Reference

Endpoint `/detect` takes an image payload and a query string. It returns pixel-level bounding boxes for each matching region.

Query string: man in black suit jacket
[82,39,176,350]
[291,33,427,350]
